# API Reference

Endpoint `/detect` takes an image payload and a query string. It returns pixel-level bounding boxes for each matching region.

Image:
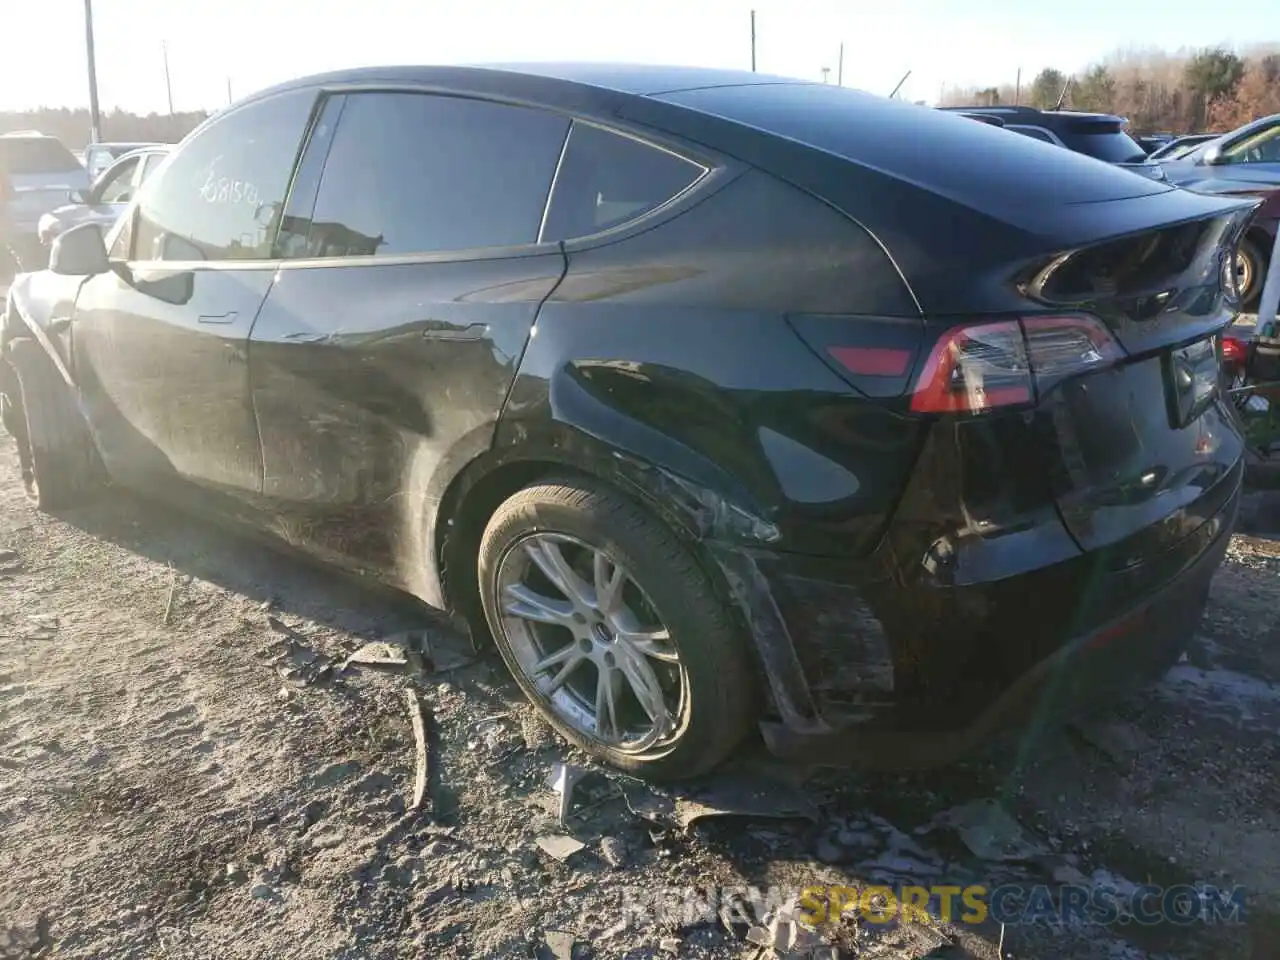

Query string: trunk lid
[1019,207,1255,554]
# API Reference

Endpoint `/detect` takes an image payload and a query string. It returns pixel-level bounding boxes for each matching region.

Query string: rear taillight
[1221,336,1247,367]
[905,315,1123,414]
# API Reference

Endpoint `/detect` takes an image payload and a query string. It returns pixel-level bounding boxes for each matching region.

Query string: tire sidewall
[1238,238,1265,309]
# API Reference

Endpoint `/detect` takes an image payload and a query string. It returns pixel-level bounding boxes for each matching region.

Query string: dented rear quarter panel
[495,167,925,560]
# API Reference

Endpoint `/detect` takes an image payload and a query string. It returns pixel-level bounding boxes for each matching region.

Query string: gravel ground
[1,426,1279,960]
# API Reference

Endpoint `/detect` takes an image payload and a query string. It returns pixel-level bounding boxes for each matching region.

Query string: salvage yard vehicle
[1148,133,1219,161]
[82,141,164,181]
[938,104,1169,182]
[1160,113,1280,309]
[0,131,91,270]
[0,64,1260,779]
[37,145,171,247]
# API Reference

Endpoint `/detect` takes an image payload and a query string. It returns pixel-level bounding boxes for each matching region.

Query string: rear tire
[1237,237,1267,311]
[3,338,102,511]
[476,478,756,780]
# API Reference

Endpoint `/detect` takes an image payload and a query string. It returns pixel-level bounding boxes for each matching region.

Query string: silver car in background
[0,132,91,270]
[83,141,162,180]
[38,145,171,248]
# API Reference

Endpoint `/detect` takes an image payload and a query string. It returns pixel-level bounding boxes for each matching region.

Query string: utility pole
[837,43,844,86]
[750,10,756,72]
[83,0,101,144]
[820,67,831,84]
[1014,67,1022,106]
[162,41,174,115]
[889,69,911,99]
[226,77,234,106]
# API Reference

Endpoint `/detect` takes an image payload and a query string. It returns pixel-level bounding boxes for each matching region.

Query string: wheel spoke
[614,641,673,736]
[626,631,679,662]
[531,642,580,674]
[594,666,622,744]
[611,609,679,662]
[592,550,626,616]
[503,583,576,626]
[525,537,592,606]
[540,650,586,693]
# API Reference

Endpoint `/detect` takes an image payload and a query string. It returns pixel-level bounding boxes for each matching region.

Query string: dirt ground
[2,424,1279,960]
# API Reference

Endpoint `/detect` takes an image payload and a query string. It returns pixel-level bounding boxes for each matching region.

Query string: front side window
[1221,123,1280,165]
[282,92,569,259]
[95,157,140,203]
[140,152,167,183]
[541,123,705,241]
[132,89,315,262]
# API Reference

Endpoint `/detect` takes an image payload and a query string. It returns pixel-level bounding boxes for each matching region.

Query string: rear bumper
[750,466,1241,768]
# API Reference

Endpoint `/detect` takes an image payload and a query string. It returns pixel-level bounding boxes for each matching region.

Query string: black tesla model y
[0,64,1258,779]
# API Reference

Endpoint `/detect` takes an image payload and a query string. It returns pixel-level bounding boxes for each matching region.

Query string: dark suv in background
[944,105,1167,182]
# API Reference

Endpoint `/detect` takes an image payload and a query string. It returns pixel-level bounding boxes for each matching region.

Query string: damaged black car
[0,64,1259,779]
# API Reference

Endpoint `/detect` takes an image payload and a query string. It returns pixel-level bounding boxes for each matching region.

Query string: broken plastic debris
[385,629,476,672]
[547,762,586,827]
[535,834,586,862]
[930,799,1045,862]
[673,767,819,829]
[542,930,576,960]
[405,688,430,812]
[339,642,409,673]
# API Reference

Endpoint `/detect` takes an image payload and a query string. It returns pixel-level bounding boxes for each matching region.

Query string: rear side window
[541,123,705,241]
[0,137,82,174]
[286,92,569,258]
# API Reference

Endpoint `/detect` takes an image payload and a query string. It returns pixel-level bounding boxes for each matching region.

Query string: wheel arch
[432,421,779,657]
[2,278,79,389]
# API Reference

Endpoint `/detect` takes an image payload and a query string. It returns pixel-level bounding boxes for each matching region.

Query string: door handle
[421,321,488,341]
[198,311,239,325]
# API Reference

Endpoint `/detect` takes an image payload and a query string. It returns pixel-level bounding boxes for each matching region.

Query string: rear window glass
[1062,128,1148,164]
[0,137,82,174]
[1009,126,1056,144]
[651,83,1169,207]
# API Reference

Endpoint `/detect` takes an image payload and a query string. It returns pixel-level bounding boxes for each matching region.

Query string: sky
[4,0,1278,113]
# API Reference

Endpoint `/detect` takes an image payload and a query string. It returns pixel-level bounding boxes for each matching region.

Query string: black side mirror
[50,222,110,277]
[1200,143,1224,166]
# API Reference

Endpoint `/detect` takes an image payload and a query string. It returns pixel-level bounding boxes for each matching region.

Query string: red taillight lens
[908,315,1123,414]
[1222,336,1247,366]
[910,320,1031,414]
